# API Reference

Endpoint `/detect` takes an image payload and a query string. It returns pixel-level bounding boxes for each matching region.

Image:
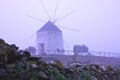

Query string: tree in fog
[25,46,36,55]
[73,44,89,54]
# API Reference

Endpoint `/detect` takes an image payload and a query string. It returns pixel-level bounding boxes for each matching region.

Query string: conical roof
[37,21,61,32]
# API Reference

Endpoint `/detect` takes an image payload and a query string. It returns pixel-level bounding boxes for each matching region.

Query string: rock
[20,71,30,79]
[6,64,16,69]
[0,43,8,64]
[37,71,48,79]
[0,38,5,44]
[0,54,7,64]
[26,56,40,61]
[0,69,7,77]
[101,65,106,71]
[54,60,62,69]
[23,51,31,58]
[91,76,97,80]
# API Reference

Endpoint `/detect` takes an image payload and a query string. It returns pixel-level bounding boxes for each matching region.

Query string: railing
[36,50,120,58]
[89,51,120,58]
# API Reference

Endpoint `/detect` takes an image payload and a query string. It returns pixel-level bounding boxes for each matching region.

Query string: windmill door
[38,43,45,53]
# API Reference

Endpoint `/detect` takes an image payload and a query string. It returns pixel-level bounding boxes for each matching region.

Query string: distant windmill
[27,0,79,55]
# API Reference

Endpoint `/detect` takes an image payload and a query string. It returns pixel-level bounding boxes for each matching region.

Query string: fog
[0,0,120,53]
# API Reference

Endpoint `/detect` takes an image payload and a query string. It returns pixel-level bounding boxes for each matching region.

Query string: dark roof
[37,21,61,32]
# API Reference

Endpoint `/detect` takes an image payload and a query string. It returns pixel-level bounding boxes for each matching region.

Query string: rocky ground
[0,38,120,80]
[39,54,120,66]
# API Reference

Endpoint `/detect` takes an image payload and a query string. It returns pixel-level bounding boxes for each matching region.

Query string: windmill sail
[27,0,79,55]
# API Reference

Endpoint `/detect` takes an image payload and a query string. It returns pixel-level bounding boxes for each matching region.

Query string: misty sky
[0,0,120,53]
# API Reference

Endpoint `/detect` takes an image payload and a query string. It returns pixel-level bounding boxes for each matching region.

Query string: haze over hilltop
[0,0,120,53]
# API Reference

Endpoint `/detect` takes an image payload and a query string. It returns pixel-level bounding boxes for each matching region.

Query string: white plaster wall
[36,31,47,54]
[36,31,64,54]
[47,31,64,50]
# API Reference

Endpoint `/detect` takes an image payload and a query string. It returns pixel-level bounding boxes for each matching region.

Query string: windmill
[28,0,79,55]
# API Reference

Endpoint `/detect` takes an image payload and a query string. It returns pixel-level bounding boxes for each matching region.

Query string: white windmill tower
[28,0,78,55]
[36,21,64,55]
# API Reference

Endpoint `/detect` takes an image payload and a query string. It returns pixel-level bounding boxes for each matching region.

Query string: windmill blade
[63,40,70,49]
[57,25,80,32]
[55,10,77,23]
[53,0,59,21]
[26,15,46,22]
[29,33,36,38]
[39,0,51,20]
